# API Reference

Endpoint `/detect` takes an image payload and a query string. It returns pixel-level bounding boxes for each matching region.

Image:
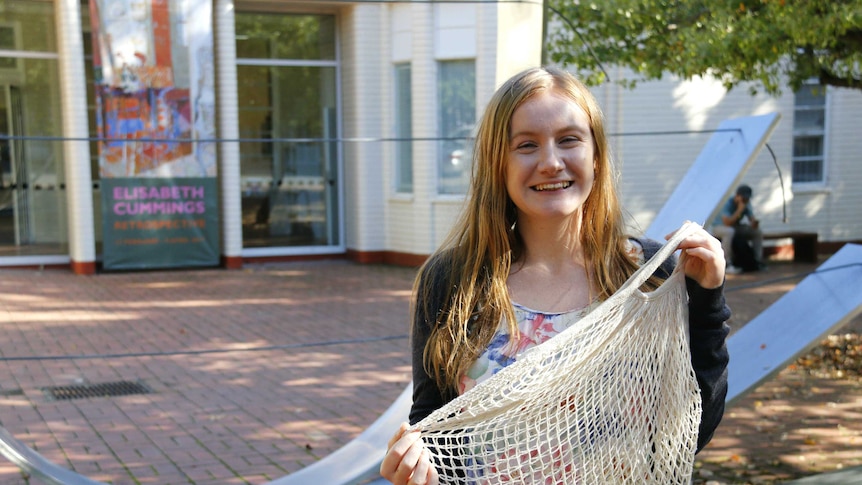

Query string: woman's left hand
[666,223,726,289]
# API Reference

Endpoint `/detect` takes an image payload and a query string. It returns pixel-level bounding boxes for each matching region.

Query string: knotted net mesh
[413,222,703,484]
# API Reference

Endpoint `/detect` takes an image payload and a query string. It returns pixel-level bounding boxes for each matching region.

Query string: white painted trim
[333,13,346,251]
[790,184,832,195]
[241,245,346,258]
[432,194,467,203]
[0,255,71,267]
[0,49,57,60]
[236,59,338,67]
[389,193,414,203]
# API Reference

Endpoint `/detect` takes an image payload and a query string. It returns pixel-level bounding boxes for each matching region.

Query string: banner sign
[89,0,218,270]
[102,178,218,268]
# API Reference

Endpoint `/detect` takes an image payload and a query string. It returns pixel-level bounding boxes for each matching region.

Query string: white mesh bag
[414,222,703,484]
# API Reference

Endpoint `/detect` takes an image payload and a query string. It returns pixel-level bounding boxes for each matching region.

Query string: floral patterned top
[459,239,646,395]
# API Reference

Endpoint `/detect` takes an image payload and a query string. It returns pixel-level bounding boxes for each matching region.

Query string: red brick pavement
[0,261,417,484]
[0,257,859,484]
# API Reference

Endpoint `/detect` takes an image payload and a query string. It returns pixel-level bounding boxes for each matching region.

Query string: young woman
[381,66,730,485]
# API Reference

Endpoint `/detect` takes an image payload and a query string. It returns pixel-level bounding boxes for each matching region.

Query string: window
[437,60,475,195]
[0,3,66,253]
[394,63,412,193]
[792,84,826,184]
[235,13,341,249]
[0,24,20,70]
[235,13,336,61]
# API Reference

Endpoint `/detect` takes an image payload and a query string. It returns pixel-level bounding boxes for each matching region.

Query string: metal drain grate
[43,380,151,401]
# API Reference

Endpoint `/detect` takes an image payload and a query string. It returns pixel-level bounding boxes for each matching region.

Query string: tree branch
[819,69,862,90]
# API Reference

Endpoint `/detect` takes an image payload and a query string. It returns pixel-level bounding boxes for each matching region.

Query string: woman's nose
[538,146,565,173]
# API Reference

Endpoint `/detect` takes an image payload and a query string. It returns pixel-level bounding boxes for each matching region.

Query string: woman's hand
[380,422,439,485]
[666,223,726,289]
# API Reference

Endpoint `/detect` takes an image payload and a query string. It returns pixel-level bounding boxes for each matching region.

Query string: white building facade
[0,0,543,273]
[590,71,862,255]
[1,0,857,274]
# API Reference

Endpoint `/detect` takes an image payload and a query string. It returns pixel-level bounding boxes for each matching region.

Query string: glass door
[0,85,13,246]
[0,2,67,257]
[0,85,31,247]
[239,65,338,247]
[236,12,340,251]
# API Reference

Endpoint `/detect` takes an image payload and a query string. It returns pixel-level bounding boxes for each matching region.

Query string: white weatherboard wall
[591,73,862,246]
[643,113,781,242]
[816,87,862,242]
[385,2,437,258]
[428,1,479,254]
[383,2,544,260]
[342,5,387,255]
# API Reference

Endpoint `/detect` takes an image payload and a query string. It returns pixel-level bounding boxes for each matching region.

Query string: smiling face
[505,88,596,227]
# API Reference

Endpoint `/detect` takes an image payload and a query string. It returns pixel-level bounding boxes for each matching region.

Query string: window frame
[393,62,413,194]
[436,59,476,196]
[791,83,829,188]
[234,11,345,256]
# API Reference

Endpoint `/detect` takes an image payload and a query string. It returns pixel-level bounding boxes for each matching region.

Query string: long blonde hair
[417,66,648,394]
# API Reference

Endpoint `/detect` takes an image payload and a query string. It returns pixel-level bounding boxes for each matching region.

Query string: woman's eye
[516,142,537,151]
[560,136,580,145]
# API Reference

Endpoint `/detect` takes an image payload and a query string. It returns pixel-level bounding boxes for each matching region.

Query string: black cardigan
[408,238,731,453]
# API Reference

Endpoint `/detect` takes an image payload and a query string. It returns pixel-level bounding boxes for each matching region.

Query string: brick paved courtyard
[0,256,859,484]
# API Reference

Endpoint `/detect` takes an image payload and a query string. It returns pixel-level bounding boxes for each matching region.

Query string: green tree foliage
[545,0,862,94]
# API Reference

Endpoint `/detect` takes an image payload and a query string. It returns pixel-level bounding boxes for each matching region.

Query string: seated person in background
[711,184,763,273]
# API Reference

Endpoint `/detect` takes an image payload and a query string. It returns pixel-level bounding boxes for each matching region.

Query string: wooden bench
[764,231,819,263]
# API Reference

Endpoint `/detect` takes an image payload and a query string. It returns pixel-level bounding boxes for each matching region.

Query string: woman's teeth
[533,181,572,191]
